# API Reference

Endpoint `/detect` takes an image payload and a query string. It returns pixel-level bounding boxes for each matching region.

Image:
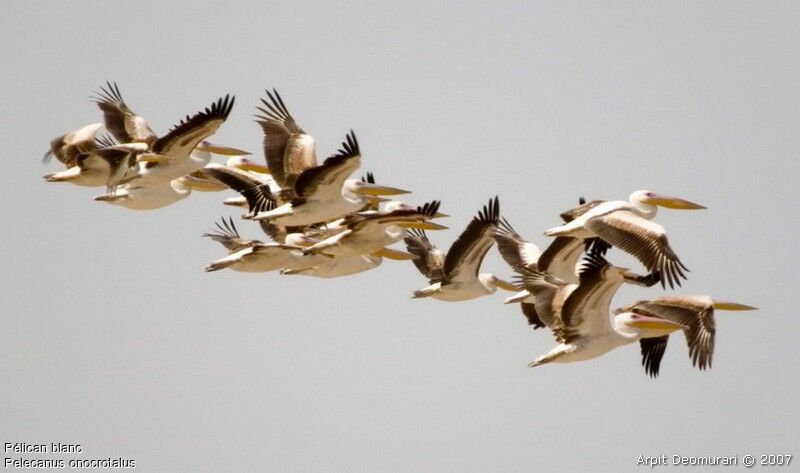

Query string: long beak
[504,290,530,304]
[713,301,758,311]
[432,212,450,219]
[627,314,687,332]
[354,183,411,196]
[201,143,252,156]
[185,176,228,192]
[372,248,417,261]
[136,154,164,164]
[237,162,271,174]
[397,221,448,230]
[644,193,706,210]
[494,278,520,292]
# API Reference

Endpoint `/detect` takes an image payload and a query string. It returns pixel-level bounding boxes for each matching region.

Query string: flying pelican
[250,131,411,226]
[300,200,448,257]
[94,171,227,210]
[521,253,688,370]
[208,132,409,226]
[92,82,247,187]
[43,123,119,187]
[495,197,633,329]
[202,217,327,273]
[544,190,706,288]
[404,197,517,301]
[615,296,757,377]
[281,248,415,278]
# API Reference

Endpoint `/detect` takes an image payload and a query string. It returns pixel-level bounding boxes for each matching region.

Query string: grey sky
[2,1,798,471]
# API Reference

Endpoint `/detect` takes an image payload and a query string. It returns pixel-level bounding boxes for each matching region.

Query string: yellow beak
[494,278,519,292]
[237,162,271,174]
[136,154,165,164]
[372,248,418,261]
[713,301,758,311]
[397,221,449,230]
[628,315,686,332]
[201,143,252,156]
[354,183,411,196]
[644,193,706,210]
[184,176,228,192]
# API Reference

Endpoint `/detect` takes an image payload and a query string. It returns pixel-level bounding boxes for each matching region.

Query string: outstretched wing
[639,336,669,378]
[494,217,541,271]
[255,89,317,188]
[292,130,361,201]
[152,94,235,158]
[403,229,445,283]
[585,210,689,289]
[443,196,500,283]
[91,81,157,145]
[620,296,715,370]
[205,167,276,215]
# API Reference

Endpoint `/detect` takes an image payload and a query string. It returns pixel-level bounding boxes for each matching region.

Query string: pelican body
[544,190,705,288]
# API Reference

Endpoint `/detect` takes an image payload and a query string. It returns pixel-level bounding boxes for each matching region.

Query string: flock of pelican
[43,82,757,377]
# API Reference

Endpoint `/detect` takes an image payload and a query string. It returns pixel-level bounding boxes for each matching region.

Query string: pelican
[203,217,327,273]
[521,253,688,369]
[404,197,517,301]
[281,248,415,278]
[43,123,118,187]
[250,131,411,226]
[94,172,226,210]
[544,190,706,288]
[495,197,638,329]
[615,296,757,376]
[301,201,448,257]
[92,82,246,187]
[132,95,243,184]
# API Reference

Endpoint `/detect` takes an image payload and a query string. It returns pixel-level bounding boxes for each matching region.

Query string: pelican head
[479,274,519,293]
[631,190,706,211]
[285,233,318,247]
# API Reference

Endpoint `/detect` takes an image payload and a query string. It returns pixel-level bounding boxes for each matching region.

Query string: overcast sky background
[2,2,798,471]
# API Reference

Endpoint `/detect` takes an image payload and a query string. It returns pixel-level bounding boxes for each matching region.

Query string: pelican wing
[494,218,541,271]
[560,253,622,342]
[537,237,586,283]
[255,89,316,188]
[559,198,606,222]
[584,210,688,289]
[346,201,441,232]
[443,196,500,283]
[152,94,235,158]
[203,216,259,252]
[516,267,570,341]
[44,123,104,166]
[258,221,287,244]
[639,336,669,378]
[520,302,545,330]
[205,167,276,215]
[92,82,157,145]
[621,296,716,370]
[403,229,445,284]
[93,145,140,191]
[292,131,361,201]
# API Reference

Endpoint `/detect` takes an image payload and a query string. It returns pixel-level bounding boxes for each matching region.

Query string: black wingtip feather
[416,200,441,217]
[577,251,609,276]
